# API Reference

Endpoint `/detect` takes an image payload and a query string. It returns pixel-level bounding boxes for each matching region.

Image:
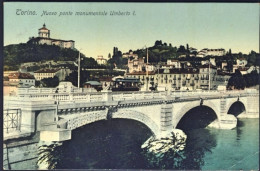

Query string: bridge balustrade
[7,88,258,104]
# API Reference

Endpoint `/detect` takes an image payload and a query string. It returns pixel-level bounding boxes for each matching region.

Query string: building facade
[4,72,35,96]
[96,56,107,65]
[8,72,35,87]
[34,68,61,80]
[27,24,75,49]
[126,64,230,91]
[197,48,226,57]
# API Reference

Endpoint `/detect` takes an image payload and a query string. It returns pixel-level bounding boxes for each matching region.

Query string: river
[43,118,259,170]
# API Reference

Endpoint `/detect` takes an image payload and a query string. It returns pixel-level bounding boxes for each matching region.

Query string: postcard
[3,2,259,170]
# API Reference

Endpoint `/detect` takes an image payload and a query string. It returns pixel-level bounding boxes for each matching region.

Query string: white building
[27,24,75,49]
[197,48,226,57]
[34,68,61,80]
[122,51,138,59]
[128,56,155,73]
[236,58,248,67]
[207,49,226,56]
[201,58,216,66]
[167,59,181,68]
[233,58,249,73]
[96,56,107,65]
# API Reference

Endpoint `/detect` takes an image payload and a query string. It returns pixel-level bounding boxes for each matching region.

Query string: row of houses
[126,64,231,91]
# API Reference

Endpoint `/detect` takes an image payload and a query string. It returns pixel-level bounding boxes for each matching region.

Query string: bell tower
[38,23,50,38]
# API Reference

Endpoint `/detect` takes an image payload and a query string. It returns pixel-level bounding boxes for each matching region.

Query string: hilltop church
[27,24,75,49]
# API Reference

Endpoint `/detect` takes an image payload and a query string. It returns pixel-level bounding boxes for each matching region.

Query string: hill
[4,43,98,71]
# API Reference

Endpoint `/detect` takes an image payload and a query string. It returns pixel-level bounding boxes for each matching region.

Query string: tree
[177,45,186,54]
[186,44,189,51]
[41,76,60,87]
[154,40,163,47]
[65,70,90,87]
[227,69,246,90]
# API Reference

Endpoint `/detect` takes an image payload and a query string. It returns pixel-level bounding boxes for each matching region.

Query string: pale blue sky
[4,2,259,59]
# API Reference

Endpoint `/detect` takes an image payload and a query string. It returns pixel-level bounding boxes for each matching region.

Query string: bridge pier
[20,108,36,133]
[160,102,173,138]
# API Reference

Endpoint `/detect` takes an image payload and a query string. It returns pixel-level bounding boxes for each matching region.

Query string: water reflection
[142,128,217,169]
[39,119,152,169]
[38,118,258,170]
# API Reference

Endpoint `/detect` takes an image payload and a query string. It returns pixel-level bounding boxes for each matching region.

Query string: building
[4,72,35,96]
[27,24,75,49]
[8,72,35,87]
[128,54,156,73]
[167,59,181,68]
[199,64,218,90]
[197,49,208,58]
[34,68,70,81]
[126,64,230,91]
[232,58,248,74]
[96,56,107,65]
[207,49,226,56]
[201,58,216,66]
[236,58,248,67]
[83,81,102,91]
[122,51,138,59]
[197,48,226,57]
[221,61,228,71]
[128,57,146,73]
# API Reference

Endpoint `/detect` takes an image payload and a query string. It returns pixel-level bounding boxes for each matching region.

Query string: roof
[84,81,102,86]
[217,70,232,76]
[114,78,140,83]
[99,77,113,82]
[127,71,156,75]
[39,24,49,31]
[34,68,60,73]
[157,68,199,74]
[199,64,217,69]
[28,37,75,43]
[8,72,35,79]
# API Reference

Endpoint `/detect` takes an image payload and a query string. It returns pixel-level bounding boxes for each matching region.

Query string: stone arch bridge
[4,89,259,142]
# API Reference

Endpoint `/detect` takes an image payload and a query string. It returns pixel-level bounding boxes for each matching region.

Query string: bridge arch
[227,99,246,117]
[173,100,219,129]
[112,109,160,137]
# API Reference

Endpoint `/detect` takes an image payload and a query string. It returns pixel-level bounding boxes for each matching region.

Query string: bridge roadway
[4,88,259,141]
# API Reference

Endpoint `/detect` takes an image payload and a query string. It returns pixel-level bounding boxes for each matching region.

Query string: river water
[47,118,259,170]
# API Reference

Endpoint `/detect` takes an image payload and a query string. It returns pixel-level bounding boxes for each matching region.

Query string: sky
[4,2,259,59]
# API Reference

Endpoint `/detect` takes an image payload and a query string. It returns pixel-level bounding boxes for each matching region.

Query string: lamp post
[208,60,211,91]
[78,51,80,89]
[146,47,149,91]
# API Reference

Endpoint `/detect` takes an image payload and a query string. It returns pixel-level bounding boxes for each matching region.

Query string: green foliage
[108,47,127,68]
[65,71,90,87]
[227,70,246,90]
[243,70,260,88]
[41,76,60,87]
[4,43,98,71]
